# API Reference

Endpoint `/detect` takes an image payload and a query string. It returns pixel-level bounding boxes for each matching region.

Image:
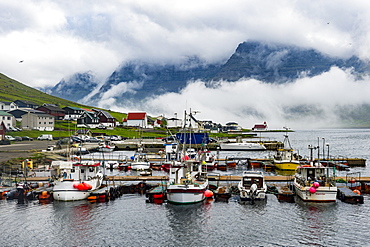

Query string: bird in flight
[19,60,24,63]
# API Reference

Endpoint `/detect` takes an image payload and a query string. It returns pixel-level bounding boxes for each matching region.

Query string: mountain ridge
[48,40,370,105]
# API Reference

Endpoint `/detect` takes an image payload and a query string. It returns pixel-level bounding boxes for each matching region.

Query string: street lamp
[322,138,325,160]
[326,143,330,160]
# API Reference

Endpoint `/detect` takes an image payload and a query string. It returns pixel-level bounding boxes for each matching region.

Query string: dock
[337,183,364,204]
[26,175,370,183]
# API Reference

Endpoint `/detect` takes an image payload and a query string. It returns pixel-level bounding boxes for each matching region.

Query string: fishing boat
[130,147,151,171]
[220,142,266,151]
[238,170,267,201]
[273,129,300,170]
[198,149,217,171]
[166,109,210,204]
[51,160,104,201]
[294,162,337,202]
[166,160,209,204]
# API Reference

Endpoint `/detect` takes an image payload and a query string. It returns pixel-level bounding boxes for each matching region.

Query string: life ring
[73,156,81,162]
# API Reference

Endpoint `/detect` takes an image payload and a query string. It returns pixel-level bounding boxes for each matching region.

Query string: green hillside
[0,73,125,121]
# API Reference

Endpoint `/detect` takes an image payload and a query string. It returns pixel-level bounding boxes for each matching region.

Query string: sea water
[1,129,370,247]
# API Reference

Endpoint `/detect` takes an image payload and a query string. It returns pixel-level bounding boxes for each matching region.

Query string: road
[0,140,54,162]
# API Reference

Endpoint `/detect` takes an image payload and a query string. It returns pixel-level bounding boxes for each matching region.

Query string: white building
[0,111,16,129]
[0,101,17,111]
[124,112,148,128]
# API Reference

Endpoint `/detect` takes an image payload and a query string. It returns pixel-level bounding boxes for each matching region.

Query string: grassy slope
[0,73,126,121]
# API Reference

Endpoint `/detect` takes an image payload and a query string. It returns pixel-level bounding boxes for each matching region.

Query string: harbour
[1,128,370,246]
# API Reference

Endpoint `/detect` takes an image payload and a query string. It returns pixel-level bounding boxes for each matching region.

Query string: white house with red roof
[123,112,148,128]
[252,122,268,131]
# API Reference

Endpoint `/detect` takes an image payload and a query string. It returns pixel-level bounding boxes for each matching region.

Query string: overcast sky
[1,0,370,128]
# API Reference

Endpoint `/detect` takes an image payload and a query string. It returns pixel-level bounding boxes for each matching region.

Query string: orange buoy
[204,190,214,198]
[153,194,164,199]
[353,189,361,195]
[87,195,98,200]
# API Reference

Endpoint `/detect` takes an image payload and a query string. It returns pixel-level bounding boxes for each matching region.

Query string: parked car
[37,134,53,141]
[14,136,22,141]
[109,135,122,141]
[21,136,33,141]
[5,135,16,141]
[162,135,177,142]
[97,124,107,129]
[71,136,84,143]
[85,137,100,143]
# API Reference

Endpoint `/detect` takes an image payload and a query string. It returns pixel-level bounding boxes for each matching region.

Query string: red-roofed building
[252,122,268,131]
[124,112,148,128]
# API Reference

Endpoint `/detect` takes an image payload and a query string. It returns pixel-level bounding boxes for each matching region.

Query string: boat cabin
[243,176,263,189]
[295,164,336,187]
[51,160,101,182]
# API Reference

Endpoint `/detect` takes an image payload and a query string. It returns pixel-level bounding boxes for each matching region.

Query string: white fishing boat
[220,142,266,151]
[166,160,209,204]
[238,170,267,201]
[294,162,337,202]
[51,160,104,201]
[130,147,151,171]
[166,109,210,204]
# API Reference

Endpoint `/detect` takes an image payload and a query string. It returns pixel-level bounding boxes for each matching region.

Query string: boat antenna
[283,126,292,149]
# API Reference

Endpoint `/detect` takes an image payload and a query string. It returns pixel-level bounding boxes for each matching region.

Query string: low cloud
[105,67,370,129]
[1,1,370,88]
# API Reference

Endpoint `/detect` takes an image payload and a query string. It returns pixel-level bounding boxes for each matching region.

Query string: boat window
[243,178,252,187]
[81,169,85,173]
[89,168,94,172]
[71,168,75,173]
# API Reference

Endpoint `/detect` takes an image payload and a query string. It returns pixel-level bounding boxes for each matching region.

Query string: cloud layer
[1,0,370,87]
[99,67,370,129]
[2,1,370,128]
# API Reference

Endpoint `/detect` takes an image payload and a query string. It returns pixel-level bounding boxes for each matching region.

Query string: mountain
[46,71,99,102]
[48,40,370,105]
[212,41,370,82]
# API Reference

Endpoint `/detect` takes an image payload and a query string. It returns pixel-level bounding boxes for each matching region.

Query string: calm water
[1,129,370,247]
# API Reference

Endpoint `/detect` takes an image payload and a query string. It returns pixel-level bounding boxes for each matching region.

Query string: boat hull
[167,185,207,204]
[239,191,266,201]
[294,183,337,202]
[53,178,102,201]
[274,160,300,170]
[53,189,90,201]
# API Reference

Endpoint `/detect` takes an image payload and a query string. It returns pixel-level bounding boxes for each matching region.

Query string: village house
[0,122,6,141]
[166,117,183,128]
[21,112,55,131]
[123,112,148,128]
[224,122,242,132]
[13,100,39,109]
[252,122,268,131]
[0,101,18,111]
[93,109,116,127]
[8,109,45,122]
[0,111,16,129]
[37,104,65,120]
[77,110,100,128]
[63,106,85,120]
